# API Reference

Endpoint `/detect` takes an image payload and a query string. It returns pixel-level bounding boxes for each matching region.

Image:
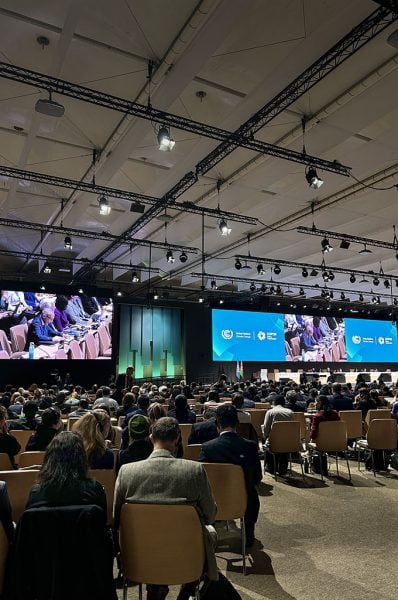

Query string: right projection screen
[212,309,398,363]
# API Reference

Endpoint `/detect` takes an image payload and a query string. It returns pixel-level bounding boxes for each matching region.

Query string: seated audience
[116,392,137,418]
[231,393,251,422]
[263,395,294,476]
[310,395,340,440]
[25,307,63,349]
[147,402,167,425]
[8,400,39,431]
[68,397,90,418]
[73,409,114,469]
[92,386,118,415]
[329,383,353,411]
[117,414,152,472]
[0,406,21,467]
[188,408,218,445]
[167,394,196,424]
[26,407,62,451]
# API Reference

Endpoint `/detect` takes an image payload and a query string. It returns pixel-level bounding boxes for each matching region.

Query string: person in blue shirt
[25,307,63,350]
[301,324,318,352]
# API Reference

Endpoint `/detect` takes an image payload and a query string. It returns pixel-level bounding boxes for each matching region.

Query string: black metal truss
[373,1,398,13]
[234,254,398,282]
[0,216,199,254]
[76,6,396,279]
[0,63,350,176]
[189,272,397,302]
[0,249,159,275]
[297,226,398,251]
[0,165,257,226]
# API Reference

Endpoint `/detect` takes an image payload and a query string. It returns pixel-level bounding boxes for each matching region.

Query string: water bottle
[28,342,35,360]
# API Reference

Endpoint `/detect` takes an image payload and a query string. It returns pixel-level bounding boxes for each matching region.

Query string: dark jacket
[89,448,114,470]
[167,408,196,424]
[25,315,59,349]
[26,427,57,451]
[188,418,218,445]
[0,433,21,466]
[329,393,354,412]
[117,439,153,473]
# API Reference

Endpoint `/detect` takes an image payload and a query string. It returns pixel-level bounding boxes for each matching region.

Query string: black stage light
[350,274,356,284]
[273,265,281,275]
[235,258,242,270]
[340,240,350,250]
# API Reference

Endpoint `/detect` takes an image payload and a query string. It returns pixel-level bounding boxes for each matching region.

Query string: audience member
[73,410,114,469]
[0,406,21,467]
[263,395,293,476]
[310,395,340,440]
[117,414,152,472]
[26,407,62,451]
[167,394,196,424]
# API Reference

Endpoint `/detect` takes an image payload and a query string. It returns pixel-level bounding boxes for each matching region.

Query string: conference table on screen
[274,371,398,385]
[21,320,111,360]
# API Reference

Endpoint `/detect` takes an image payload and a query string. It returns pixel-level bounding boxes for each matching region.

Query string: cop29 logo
[221,329,233,340]
[352,335,361,345]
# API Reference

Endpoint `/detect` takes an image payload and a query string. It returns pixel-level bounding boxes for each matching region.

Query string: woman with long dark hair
[310,395,340,440]
[167,394,196,424]
[26,431,106,512]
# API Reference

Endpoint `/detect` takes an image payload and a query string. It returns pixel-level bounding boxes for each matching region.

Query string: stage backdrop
[118,305,185,378]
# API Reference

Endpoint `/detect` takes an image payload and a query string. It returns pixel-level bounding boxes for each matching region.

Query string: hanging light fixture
[43,263,51,274]
[359,244,372,254]
[321,237,333,253]
[64,235,72,250]
[249,282,256,292]
[299,287,305,296]
[235,258,242,270]
[273,265,281,275]
[218,218,231,236]
[305,166,324,189]
[98,195,111,215]
[211,280,217,290]
[302,267,308,278]
[350,274,356,284]
[257,264,265,275]
[179,251,188,263]
[117,290,122,297]
[166,249,175,263]
[131,271,139,283]
[157,126,175,151]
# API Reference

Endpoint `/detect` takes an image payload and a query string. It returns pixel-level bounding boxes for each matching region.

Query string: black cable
[350,172,398,191]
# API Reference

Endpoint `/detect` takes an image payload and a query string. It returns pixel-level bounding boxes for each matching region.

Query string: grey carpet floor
[120,460,398,599]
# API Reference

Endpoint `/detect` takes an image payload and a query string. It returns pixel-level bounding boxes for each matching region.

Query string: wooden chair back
[202,462,247,521]
[315,421,347,453]
[0,469,39,522]
[18,451,45,468]
[120,504,205,585]
[88,469,116,525]
[246,409,267,439]
[0,454,13,470]
[269,421,301,454]
[183,444,202,461]
[291,412,308,440]
[339,410,363,439]
[10,429,34,462]
[366,419,397,450]
[179,423,193,450]
[365,409,391,429]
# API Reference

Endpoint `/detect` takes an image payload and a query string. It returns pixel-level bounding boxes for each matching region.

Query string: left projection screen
[212,308,285,361]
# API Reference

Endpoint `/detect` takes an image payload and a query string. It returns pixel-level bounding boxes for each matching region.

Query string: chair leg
[345,452,351,481]
[273,453,277,481]
[299,452,305,481]
[372,450,376,477]
[123,579,128,600]
[241,517,246,576]
[319,452,324,481]
[226,520,229,531]
[138,583,143,600]
[335,453,339,477]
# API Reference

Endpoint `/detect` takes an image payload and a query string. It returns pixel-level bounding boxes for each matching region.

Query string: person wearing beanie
[117,414,153,472]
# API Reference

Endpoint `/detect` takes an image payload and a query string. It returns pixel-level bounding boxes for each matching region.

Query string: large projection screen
[212,309,398,363]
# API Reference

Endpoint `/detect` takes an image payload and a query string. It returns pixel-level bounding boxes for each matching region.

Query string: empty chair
[365,408,391,430]
[98,325,112,357]
[9,430,34,463]
[9,324,27,353]
[68,340,83,359]
[0,469,39,522]
[308,421,351,481]
[246,409,267,441]
[85,332,99,359]
[183,444,202,461]
[357,419,397,475]
[268,421,305,481]
[179,423,194,451]
[202,462,248,574]
[18,451,45,469]
[119,504,205,600]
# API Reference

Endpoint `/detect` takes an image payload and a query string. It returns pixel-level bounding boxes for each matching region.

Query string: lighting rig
[297,225,398,254]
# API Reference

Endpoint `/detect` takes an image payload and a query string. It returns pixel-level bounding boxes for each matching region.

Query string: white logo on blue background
[257,331,266,341]
[221,329,233,340]
[352,335,361,345]
[378,336,385,345]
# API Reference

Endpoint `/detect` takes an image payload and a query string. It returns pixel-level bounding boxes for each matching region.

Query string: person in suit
[115,366,135,394]
[25,307,63,349]
[329,383,353,411]
[199,404,262,548]
[188,409,218,444]
[114,417,218,600]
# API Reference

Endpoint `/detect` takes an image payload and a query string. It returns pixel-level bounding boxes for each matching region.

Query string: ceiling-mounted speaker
[35,98,65,117]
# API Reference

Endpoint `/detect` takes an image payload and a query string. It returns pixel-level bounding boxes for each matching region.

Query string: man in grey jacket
[114,417,217,600]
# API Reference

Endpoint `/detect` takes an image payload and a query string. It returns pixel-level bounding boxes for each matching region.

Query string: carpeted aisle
[120,460,398,599]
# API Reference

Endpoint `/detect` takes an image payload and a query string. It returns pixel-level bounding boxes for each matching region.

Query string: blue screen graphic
[212,309,285,361]
[345,318,398,363]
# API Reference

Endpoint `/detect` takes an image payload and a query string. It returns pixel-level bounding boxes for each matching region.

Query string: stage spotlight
[372,296,377,304]
[373,276,380,286]
[384,279,390,288]
[322,271,329,282]
[257,264,265,275]
[273,265,281,275]
[166,249,175,263]
[321,237,333,253]
[153,292,159,300]
[359,294,364,302]
[218,218,231,236]
[321,290,327,299]
[328,271,335,281]
[179,251,188,263]
[211,280,217,290]
[377,296,381,304]
[249,282,256,292]
[219,299,224,305]
[310,269,318,277]
[116,290,122,297]
[64,235,72,250]
[359,244,372,254]
[276,285,282,294]
[235,258,242,270]
[340,292,346,301]
[43,263,51,274]
[305,166,324,189]
[299,287,305,296]
[269,286,275,294]
[40,284,46,291]
[329,291,334,299]
[340,240,350,250]
[394,298,398,306]
[350,274,356,284]
[157,126,175,151]
[98,195,111,215]
[260,284,267,293]
[198,296,204,303]
[131,271,139,283]
[302,267,308,278]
